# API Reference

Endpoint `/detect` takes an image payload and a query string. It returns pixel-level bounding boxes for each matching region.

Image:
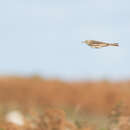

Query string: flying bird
[81,40,119,48]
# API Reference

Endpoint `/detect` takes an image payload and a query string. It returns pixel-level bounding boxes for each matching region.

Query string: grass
[0,76,130,129]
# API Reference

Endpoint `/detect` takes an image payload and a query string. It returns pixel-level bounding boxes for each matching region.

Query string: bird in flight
[81,40,119,48]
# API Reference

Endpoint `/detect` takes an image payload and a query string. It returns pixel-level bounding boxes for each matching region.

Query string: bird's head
[81,40,89,44]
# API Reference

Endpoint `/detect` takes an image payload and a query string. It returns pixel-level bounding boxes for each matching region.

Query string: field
[0,76,130,130]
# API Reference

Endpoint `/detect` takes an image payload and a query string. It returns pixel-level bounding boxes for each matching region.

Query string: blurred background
[0,0,130,81]
[0,1,130,129]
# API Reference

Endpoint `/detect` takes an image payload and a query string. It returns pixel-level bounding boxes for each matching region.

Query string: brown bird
[81,40,119,48]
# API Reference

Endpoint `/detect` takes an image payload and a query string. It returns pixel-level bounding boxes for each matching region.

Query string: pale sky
[0,0,130,80]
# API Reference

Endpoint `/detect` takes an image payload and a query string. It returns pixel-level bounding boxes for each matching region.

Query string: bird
[81,40,119,48]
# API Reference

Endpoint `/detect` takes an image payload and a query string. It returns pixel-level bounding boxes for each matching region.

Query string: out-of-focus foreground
[0,76,130,130]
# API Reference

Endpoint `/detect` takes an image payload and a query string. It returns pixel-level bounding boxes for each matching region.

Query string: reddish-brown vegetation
[0,76,130,129]
[0,76,130,114]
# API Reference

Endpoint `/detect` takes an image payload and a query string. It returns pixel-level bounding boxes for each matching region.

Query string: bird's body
[82,40,119,48]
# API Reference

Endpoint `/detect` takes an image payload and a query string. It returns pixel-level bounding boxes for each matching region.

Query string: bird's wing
[91,40,106,44]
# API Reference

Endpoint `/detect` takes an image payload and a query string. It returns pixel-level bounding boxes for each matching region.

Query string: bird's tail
[109,43,119,46]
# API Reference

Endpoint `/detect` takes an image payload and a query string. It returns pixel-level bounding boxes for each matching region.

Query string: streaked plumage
[81,40,119,48]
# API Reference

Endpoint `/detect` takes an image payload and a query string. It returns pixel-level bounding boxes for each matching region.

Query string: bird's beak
[81,40,85,44]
